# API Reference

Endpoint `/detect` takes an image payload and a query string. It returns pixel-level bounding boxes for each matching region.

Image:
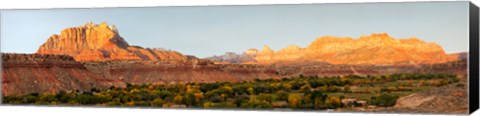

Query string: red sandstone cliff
[1,53,126,95]
[36,22,187,62]
[252,33,458,65]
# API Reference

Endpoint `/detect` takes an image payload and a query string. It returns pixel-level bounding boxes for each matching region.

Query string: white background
[0,0,479,116]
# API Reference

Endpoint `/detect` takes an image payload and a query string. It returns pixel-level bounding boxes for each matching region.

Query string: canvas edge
[0,10,3,104]
[0,1,476,115]
[469,1,480,114]
[0,1,468,11]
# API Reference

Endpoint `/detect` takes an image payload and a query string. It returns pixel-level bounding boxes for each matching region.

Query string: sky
[0,1,469,58]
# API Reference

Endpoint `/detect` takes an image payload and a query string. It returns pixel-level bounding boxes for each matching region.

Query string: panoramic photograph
[0,1,471,115]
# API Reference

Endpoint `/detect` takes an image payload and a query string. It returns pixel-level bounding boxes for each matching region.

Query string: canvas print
[0,1,476,115]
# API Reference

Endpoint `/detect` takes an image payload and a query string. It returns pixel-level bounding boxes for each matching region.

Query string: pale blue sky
[0,1,469,58]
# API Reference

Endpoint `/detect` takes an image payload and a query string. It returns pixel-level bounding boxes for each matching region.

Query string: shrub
[369,93,398,107]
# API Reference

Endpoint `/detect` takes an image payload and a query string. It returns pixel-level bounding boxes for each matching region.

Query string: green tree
[257,93,273,103]
[326,96,342,108]
[300,84,312,93]
[247,87,255,95]
[21,95,39,104]
[275,91,289,101]
[287,94,302,108]
[369,93,399,107]
[151,98,164,107]
[343,85,351,93]
[309,90,328,103]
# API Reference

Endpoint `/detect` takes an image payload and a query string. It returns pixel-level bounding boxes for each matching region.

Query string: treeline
[2,73,459,109]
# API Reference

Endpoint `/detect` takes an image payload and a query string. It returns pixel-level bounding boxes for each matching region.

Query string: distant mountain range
[35,22,462,65]
[204,52,256,64]
[206,33,462,65]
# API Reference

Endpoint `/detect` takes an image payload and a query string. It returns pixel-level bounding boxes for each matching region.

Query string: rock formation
[244,48,259,57]
[204,52,256,64]
[36,22,187,62]
[255,44,304,64]
[2,52,466,96]
[447,52,468,61]
[205,48,262,64]
[252,33,458,65]
[1,53,125,95]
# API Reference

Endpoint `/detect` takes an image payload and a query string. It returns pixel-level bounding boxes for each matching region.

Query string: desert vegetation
[2,73,459,110]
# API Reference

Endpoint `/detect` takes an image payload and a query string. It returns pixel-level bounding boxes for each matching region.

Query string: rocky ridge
[36,22,187,62]
[212,33,458,65]
[1,53,125,95]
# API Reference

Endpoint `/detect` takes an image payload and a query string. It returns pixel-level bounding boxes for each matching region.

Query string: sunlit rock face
[254,33,457,65]
[37,22,187,61]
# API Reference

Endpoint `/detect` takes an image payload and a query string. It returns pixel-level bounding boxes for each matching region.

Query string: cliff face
[253,33,457,65]
[2,53,466,96]
[1,53,126,96]
[255,44,304,64]
[36,22,187,62]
